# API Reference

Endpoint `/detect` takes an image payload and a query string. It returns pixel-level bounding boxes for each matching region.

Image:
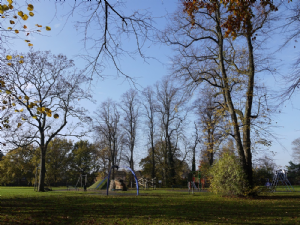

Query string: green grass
[1,186,300,224]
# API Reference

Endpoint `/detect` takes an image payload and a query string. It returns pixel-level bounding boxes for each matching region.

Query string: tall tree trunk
[242,33,255,188]
[215,6,249,185]
[38,146,46,192]
[151,139,155,178]
[167,135,175,185]
[192,147,196,172]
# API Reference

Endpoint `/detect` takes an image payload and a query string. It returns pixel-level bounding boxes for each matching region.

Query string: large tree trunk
[38,146,46,192]
[167,135,175,185]
[242,34,255,188]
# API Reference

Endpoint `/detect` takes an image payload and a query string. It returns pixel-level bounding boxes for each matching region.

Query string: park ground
[1,186,300,224]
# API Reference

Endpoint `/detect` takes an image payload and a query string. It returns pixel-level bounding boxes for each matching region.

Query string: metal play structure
[138,177,156,189]
[106,165,139,196]
[270,169,294,192]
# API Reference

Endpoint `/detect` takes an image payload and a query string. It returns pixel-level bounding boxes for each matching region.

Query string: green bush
[209,152,249,196]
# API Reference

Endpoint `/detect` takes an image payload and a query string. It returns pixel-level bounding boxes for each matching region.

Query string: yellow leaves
[22,14,28,20]
[28,43,33,47]
[46,26,51,31]
[0,80,5,87]
[14,30,19,34]
[37,107,45,112]
[9,20,15,24]
[19,108,24,112]
[24,96,29,100]
[25,40,30,42]
[35,24,42,28]
[18,96,22,99]
[6,55,12,60]
[0,4,9,14]
[19,60,24,63]
[20,56,24,59]
[46,112,52,117]
[23,25,27,29]
[18,11,28,20]
[2,100,7,104]
[21,117,26,121]
[12,103,16,106]
[17,123,22,128]
[5,90,11,94]
[7,0,13,5]
[7,27,12,30]
[14,109,19,112]
[32,116,37,119]
[7,63,12,66]
[29,12,34,17]
[54,114,59,119]
[27,4,34,11]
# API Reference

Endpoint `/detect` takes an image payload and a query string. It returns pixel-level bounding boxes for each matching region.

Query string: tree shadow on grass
[1,193,300,224]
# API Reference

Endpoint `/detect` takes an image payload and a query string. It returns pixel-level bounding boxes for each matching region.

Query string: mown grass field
[1,186,300,224]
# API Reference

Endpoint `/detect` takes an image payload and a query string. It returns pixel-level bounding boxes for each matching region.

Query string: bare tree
[0,51,92,191]
[119,89,139,175]
[58,1,155,79]
[94,99,121,180]
[193,88,227,166]
[155,77,188,185]
[162,1,277,188]
[280,1,300,99]
[141,86,157,179]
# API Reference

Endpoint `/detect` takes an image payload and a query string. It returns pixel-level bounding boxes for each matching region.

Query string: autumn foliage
[183,0,278,38]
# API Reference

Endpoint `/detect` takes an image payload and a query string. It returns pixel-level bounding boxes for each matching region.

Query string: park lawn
[1,187,300,224]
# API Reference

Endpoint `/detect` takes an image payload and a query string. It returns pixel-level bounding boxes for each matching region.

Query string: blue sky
[2,0,300,169]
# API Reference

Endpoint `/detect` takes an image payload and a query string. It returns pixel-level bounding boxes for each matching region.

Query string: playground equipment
[106,165,139,196]
[76,174,87,189]
[138,177,156,189]
[270,169,294,192]
[88,177,108,190]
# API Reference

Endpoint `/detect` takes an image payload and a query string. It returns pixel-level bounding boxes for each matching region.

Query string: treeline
[0,72,277,188]
[0,139,100,187]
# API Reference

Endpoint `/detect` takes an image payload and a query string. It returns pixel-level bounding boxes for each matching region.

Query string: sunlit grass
[1,186,300,224]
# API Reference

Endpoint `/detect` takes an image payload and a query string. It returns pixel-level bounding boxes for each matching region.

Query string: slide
[88,177,107,190]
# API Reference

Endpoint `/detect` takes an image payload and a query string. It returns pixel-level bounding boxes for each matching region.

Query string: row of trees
[0,49,275,190]
[0,139,99,186]
[2,1,300,194]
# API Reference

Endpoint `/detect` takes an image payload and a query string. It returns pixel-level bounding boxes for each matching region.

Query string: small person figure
[84,184,87,191]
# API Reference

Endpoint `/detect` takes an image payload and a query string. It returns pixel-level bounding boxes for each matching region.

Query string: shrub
[209,152,249,196]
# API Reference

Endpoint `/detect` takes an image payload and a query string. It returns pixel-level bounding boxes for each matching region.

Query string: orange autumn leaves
[1,0,51,47]
[183,0,278,39]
